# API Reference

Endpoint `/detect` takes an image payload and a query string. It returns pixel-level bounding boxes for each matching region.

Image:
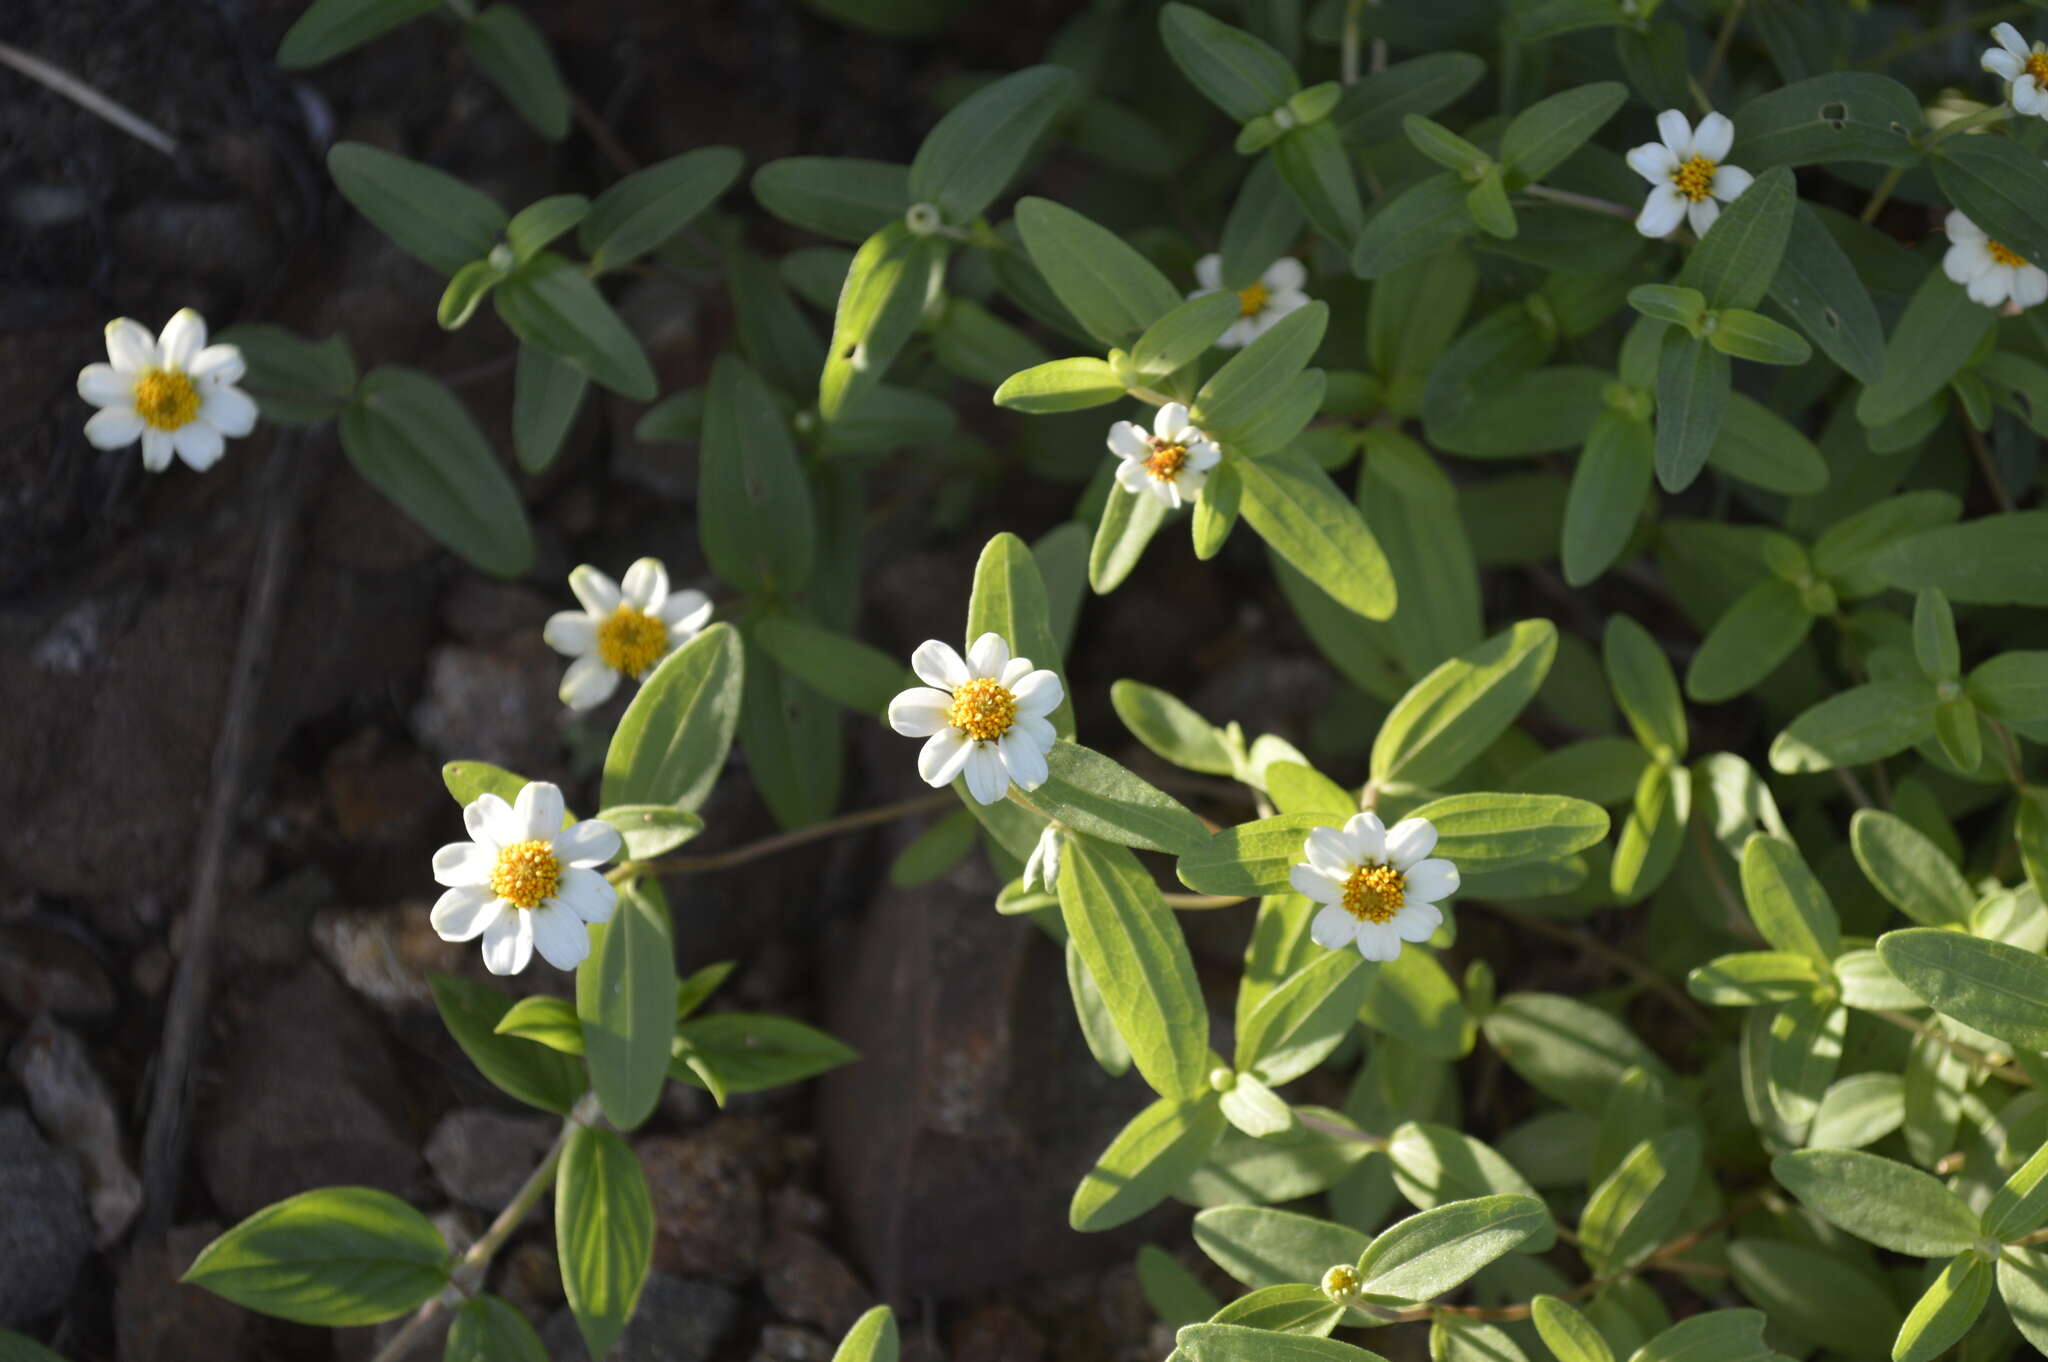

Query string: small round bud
[1271,106,1298,131]
[1319,1264,1362,1304]
[488,243,516,272]
[905,202,943,236]
[1937,679,1962,702]
[1208,1067,1237,1093]
[793,409,820,437]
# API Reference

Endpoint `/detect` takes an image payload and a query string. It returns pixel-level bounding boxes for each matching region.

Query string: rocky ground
[0,2,1350,1358]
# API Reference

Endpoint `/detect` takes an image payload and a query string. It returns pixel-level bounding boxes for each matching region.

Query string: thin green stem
[1523,182,1638,221]
[1989,719,2027,788]
[1858,165,1907,225]
[1473,903,1718,1038]
[1964,419,2018,513]
[1858,4,2030,70]
[1164,892,1250,910]
[1699,0,1746,96]
[1924,104,2014,150]
[1875,1011,2034,1086]
[611,790,956,882]
[1341,0,1366,85]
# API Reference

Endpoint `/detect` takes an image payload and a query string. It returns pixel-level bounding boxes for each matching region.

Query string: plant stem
[0,41,179,158]
[1699,0,1746,96]
[1963,420,2018,513]
[1341,0,1366,85]
[1989,719,2027,788]
[1473,903,1719,1039]
[1858,165,1906,224]
[1875,1011,2034,1086]
[1522,183,1638,221]
[612,790,956,881]
[1924,104,2013,149]
[1164,892,1250,909]
[1858,4,2030,69]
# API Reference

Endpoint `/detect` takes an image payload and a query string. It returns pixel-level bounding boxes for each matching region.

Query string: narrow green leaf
[1158,3,1300,122]
[1405,792,1610,871]
[701,353,815,594]
[830,1307,900,1362]
[1684,579,1811,703]
[463,5,570,140]
[494,253,657,399]
[1356,1194,1551,1303]
[1896,1253,1993,1362]
[511,342,587,473]
[1769,680,1939,773]
[278,0,438,68]
[1677,165,1796,311]
[751,157,909,243]
[1931,133,2048,275]
[326,142,507,275]
[556,1126,653,1360]
[600,622,745,812]
[672,1013,857,1094]
[965,531,1071,737]
[1603,617,1685,760]
[1480,993,1669,1113]
[819,221,942,420]
[1653,328,1731,493]
[1730,73,1923,169]
[580,147,744,270]
[1855,270,1995,429]
[446,1295,549,1362]
[429,977,586,1114]
[1738,835,1839,965]
[1071,1093,1227,1231]
[1853,811,1974,926]
[1238,453,1395,621]
[1112,681,1235,777]
[1194,1206,1370,1292]
[1878,928,2048,1051]
[1500,82,1627,181]
[994,358,1128,412]
[1579,1129,1701,1274]
[1867,511,2048,607]
[576,880,676,1130]
[1372,620,1557,786]
[909,66,1075,222]
[1016,197,1184,347]
[1771,1148,1980,1256]
[752,615,906,717]
[181,1188,447,1326]
[1768,202,1884,383]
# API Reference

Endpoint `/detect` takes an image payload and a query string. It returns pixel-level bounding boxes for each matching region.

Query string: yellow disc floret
[1236,282,1270,317]
[1672,155,1717,202]
[490,839,561,910]
[946,676,1017,743]
[1144,439,1189,482]
[1988,239,2029,268]
[596,604,669,678]
[2028,51,2048,84]
[132,367,201,431]
[1341,863,1406,924]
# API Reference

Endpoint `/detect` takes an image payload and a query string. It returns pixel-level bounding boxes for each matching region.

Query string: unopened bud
[1320,1263,1362,1304]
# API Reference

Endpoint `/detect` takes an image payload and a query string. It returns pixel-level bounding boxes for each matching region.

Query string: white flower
[1626,111,1754,238]
[1288,812,1460,963]
[1943,211,2048,310]
[1025,823,1064,893]
[887,633,1063,806]
[1983,23,2048,118]
[1191,254,1310,349]
[430,782,621,975]
[1106,403,1223,511]
[543,557,713,712]
[76,309,256,472]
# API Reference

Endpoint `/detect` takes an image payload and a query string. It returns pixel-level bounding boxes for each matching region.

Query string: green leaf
[674,962,734,1023]
[215,325,356,427]
[494,252,656,399]
[511,343,587,473]
[1356,430,1482,675]
[993,358,1128,412]
[1771,1148,1981,1256]
[752,615,905,717]
[580,147,744,271]
[1998,1248,2048,1353]
[1897,1254,1993,1362]
[1406,793,1610,871]
[1706,309,1811,365]
[1133,294,1242,378]
[1058,836,1209,1098]
[1220,1073,1295,1137]
[1178,814,1328,896]
[1932,134,2048,276]
[326,142,507,275]
[1652,328,1731,493]
[1738,835,1839,965]
[181,1187,447,1325]
[430,976,586,1113]
[965,531,1072,737]
[1204,1282,1346,1336]
[830,1307,901,1362]
[1769,679,1939,773]
[1032,743,1209,856]
[1868,511,2048,607]
[1158,3,1299,123]
[1273,123,1365,244]
[1628,284,1707,329]
[1112,681,1235,777]
[1561,410,1651,587]
[1351,173,1473,280]
[1238,950,1370,1086]
[1480,992,1668,1113]
[1685,951,1825,1006]
[600,622,745,812]
[446,1295,549,1362]
[1604,617,1685,761]
[1808,1071,1906,1148]
[1332,53,1485,146]
[1705,393,1827,496]
[1372,620,1557,786]
[503,200,589,261]
[751,157,909,243]
[1678,166,1795,311]
[1432,365,1608,458]
[1852,810,1974,927]
[909,66,1074,222]
[576,880,676,1130]
[277,0,438,68]
[1016,197,1184,348]
[1356,1194,1551,1303]
[463,5,569,139]
[1193,1206,1370,1292]
[1970,651,2048,722]
[1090,476,1169,594]
[1610,762,1689,905]
[1878,928,2048,1051]
[338,367,533,577]
[0,1334,68,1362]
[1386,1122,1542,1211]
[1193,302,1329,441]
[1855,270,1995,429]
[556,1126,653,1361]
[1724,1241,1900,1358]
[1768,203,1884,384]
[1176,1324,1387,1362]
[1987,1140,2048,1242]
[1500,82,1626,181]
[1628,1312,1775,1362]
[700,354,815,594]
[1579,1129,1701,1274]
[672,1013,858,1093]
[1071,1093,1227,1231]
[1531,1296,1614,1362]
[1139,1246,1223,1330]
[1238,452,1395,621]
[1730,73,1923,170]
[819,221,943,420]
[1684,579,1811,703]
[494,995,583,1054]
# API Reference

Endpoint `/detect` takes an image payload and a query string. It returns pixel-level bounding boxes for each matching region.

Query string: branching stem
[611,790,955,881]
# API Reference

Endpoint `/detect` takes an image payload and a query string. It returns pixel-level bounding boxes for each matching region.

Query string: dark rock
[760,1229,873,1336]
[310,903,466,1012]
[947,1303,1046,1362]
[0,925,115,1021]
[410,636,566,777]
[0,1107,93,1326]
[197,962,426,1220]
[639,1129,764,1284]
[441,579,555,646]
[753,1324,835,1362]
[10,1015,140,1243]
[541,1273,740,1362]
[425,1108,556,1210]
[116,1223,249,1362]
[321,728,445,850]
[771,1183,831,1235]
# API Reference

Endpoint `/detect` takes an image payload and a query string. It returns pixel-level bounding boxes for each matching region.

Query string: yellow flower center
[1341,863,1406,924]
[946,676,1017,743]
[595,604,669,678]
[2028,51,2048,83]
[1144,439,1189,482]
[1236,282,1270,317]
[131,367,201,431]
[1987,238,2029,268]
[1672,155,1717,203]
[490,839,560,910]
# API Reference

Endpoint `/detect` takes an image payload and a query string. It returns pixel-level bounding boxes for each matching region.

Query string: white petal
[1150,479,1180,511]
[189,343,245,385]
[199,385,257,439]
[1262,292,1310,324]
[77,363,130,408]
[1710,164,1753,202]
[1636,187,1686,238]
[919,728,973,787]
[963,743,1011,805]
[1263,257,1307,292]
[529,904,592,970]
[104,319,154,371]
[1391,900,1444,943]
[889,686,955,738]
[2015,266,2048,308]
[1000,655,1034,688]
[998,732,1049,791]
[1341,811,1387,864]
[1656,109,1694,158]
[156,309,206,370]
[432,842,495,888]
[1625,141,1680,184]
[659,588,713,634]
[1947,210,1984,243]
[911,639,971,690]
[1153,402,1192,441]
[555,867,616,924]
[1691,112,1734,162]
[1304,827,1355,877]
[620,557,668,613]
[2016,78,2048,114]
[140,429,175,471]
[464,792,516,849]
[83,406,143,450]
[1384,817,1438,870]
[1011,669,1063,716]
[544,611,598,657]
[431,886,502,942]
[1241,312,1278,343]
[553,819,621,868]
[479,910,534,975]
[1355,923,1403,962]
[1985,49,2024,80]
[1403,858,1461,904]
[514,781,564,839]
[1969,266,2014,307]
[966,632,1011,679]
[1946,241,1992,284]
[1687,196,1722,236]
[1012,713,1056,753]
[1185,439,1221,470]
[1994,22,2030,58]
[172,422,225,471]
[1108,421,1151,459]
[1310,904,1359,949]
[560,654,621,711]
[1115,460,1150,493]
[568,565,621,617]
[1194,253,1224,290]
[1290,862,1345,904]
[1177,466,1208,501]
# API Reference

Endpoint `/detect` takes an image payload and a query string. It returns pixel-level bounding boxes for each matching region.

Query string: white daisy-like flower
[1943,210,2048,310]
[430,782,621,975]
[1191,254,1310,349]
[1288,812,1460,963]
[543,557,713,712]
[1106,403,1223,511]
[1983,23,2048,118]
[887,633,1063,806]
[76,309,256,472]
[1024,823,1065,893]
[1625,111,1754,239]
